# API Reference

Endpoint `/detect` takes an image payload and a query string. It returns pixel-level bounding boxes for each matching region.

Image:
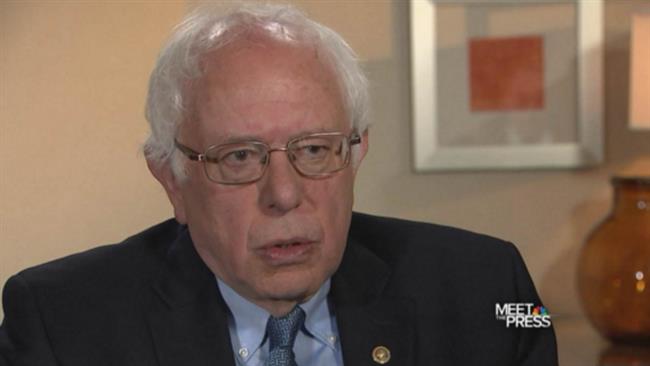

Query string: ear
[146,158,187,224]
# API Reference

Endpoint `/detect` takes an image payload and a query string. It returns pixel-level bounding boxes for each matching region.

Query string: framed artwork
[409,0,603,171]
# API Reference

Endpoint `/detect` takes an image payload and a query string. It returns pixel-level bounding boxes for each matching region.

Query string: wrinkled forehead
[206,38,336,87]
[192,32,343,109]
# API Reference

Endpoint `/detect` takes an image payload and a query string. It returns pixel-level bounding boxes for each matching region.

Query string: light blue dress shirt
[217,278,344,366]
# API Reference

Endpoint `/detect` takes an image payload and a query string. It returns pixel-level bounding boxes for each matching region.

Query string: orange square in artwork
[469,36,544,111]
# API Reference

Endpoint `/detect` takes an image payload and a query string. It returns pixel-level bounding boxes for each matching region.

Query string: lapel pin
[372,345,391,364]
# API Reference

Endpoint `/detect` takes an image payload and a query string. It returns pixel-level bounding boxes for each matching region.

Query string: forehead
[186,35,347,142]
[202,32,338,90]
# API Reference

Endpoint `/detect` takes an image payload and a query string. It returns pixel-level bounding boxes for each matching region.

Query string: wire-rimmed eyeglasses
[174,131,362,185]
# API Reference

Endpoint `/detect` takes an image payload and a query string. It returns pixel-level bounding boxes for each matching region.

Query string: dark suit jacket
[0,213,557,366]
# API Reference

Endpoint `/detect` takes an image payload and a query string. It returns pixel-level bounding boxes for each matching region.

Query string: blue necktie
[266,306,305,366]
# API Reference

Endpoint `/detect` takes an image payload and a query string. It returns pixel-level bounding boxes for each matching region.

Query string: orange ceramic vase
[578,176,650,345]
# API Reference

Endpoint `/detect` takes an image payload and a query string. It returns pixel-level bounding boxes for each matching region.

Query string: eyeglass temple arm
[174,140,204,161]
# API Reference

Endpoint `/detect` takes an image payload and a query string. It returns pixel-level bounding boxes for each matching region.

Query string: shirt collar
[217,278,268,360]
[300,280,337,349]
[217,277,336,360]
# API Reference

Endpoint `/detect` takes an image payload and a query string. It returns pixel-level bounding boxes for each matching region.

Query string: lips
[257,238,316,265]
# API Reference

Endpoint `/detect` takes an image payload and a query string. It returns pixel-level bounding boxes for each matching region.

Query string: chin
[262,270,322,303]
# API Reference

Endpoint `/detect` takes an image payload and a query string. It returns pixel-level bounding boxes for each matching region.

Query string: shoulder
[348,212,543,312]
[348,212,532,298]
[349,211,518,266]
[7,219,181,296]
[0,220,185,363]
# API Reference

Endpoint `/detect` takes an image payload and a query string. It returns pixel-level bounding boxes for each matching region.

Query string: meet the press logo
[495,303,552,328]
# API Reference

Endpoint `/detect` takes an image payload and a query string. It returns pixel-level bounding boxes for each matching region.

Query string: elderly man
[0,4,557,366]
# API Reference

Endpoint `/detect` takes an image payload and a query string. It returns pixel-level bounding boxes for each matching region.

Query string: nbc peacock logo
[532,305,549,317]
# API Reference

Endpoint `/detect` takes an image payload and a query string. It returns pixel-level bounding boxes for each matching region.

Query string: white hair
[143,3,369,178]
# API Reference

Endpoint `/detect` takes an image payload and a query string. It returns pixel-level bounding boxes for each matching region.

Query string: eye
[298,144,330,159]
[217,146,263,166]
[306,144,328,155]
[230,150,250,161]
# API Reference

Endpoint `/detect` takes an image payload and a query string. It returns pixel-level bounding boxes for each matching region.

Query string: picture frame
[409,0,603,171]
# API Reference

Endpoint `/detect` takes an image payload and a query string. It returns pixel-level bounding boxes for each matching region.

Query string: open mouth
[274,242,302,249]
[258,240,315,264]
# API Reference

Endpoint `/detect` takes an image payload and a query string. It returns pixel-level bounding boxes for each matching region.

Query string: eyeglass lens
[203,134,352,183]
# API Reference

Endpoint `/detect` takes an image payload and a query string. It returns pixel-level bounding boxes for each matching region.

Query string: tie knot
[266,305,306,349]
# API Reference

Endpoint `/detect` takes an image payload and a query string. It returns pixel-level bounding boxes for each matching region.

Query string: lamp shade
[629,14,650,129]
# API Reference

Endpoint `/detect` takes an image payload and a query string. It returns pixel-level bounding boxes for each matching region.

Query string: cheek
[323,171,355,211]
[308,172,355,244]
[182,179,258,262]
[185,174,254,222]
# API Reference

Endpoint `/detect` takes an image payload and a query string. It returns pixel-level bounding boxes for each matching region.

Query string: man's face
[163,37,367,314]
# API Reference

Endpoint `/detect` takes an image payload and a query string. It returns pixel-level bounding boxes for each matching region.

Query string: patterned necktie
[265,305,306,366]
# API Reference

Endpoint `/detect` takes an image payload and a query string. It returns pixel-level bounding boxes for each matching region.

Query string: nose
[258,150,304,214]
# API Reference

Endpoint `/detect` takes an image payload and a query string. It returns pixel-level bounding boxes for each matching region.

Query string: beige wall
[0,2,187,302]
[1,0,649,325]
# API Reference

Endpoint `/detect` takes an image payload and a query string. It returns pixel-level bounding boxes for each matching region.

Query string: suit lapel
[146,226,235,366]
[331,238,416,366]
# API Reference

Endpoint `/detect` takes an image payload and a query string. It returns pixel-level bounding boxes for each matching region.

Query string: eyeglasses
[175,131,361,185]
